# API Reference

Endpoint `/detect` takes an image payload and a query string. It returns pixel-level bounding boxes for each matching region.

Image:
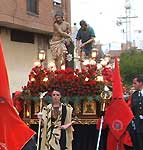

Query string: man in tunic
[39,88,74,150]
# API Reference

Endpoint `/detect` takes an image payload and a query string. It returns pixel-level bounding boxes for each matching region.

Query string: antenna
[117,0,138,50]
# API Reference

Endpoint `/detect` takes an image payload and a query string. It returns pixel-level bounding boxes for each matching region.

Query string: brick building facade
[0,0,71,92]
[0,0,71,33]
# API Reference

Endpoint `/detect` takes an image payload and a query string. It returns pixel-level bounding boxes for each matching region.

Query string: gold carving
[83,101,96,115]
[74,103,81,115]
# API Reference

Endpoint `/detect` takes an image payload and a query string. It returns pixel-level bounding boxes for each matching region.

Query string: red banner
[0,38,35,149]
[0,100,35,150]
[105,57,133,140]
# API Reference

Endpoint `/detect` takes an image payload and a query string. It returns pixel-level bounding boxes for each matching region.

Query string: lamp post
[38,50,46,65]
[37,50,46,150]
[37,92,47,150]
[88,48,98,65]
[91,48,98,59]
[96,86,112,150]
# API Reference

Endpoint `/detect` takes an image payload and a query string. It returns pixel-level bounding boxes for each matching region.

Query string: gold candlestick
[100,85,112,111]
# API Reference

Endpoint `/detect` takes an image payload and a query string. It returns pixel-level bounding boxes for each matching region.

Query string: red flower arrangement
[22,64,113,102]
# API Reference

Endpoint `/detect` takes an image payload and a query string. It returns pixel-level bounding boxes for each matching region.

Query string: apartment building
[0,0,71,92]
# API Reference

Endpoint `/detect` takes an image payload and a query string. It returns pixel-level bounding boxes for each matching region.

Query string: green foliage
[120,49,143,86]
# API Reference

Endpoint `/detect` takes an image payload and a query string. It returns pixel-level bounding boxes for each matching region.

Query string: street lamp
[104,54,111,64]
[38,50,46,64]
[91,48,98,58]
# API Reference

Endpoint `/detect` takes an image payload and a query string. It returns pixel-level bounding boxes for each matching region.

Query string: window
[53,0,61,3]
[27,0,38,14]
[37,35,48,50]
[11,29,34,43]
[53,0,61,5]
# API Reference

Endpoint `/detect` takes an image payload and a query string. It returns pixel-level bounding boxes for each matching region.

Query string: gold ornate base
[23,99,100,125]
[23,118,98,125]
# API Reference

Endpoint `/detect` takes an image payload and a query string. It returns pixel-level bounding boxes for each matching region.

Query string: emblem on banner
[112,120,123,131]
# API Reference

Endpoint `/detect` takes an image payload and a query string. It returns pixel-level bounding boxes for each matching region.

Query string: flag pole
[96,103,105,150]
[96,86,112,150]
[36,51,46,150]
[37,92,47,150]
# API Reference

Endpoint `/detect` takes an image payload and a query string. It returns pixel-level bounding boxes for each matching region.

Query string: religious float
[13,53,113,149]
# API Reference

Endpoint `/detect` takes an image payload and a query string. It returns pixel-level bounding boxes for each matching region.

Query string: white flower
[66,53,73,62]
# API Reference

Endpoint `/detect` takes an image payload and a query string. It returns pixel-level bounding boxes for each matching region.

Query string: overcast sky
[71,0,143,44]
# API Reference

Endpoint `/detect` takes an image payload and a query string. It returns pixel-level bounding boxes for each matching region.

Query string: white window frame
[53,0,61,4]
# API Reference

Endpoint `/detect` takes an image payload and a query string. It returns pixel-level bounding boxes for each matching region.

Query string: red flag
[0,101,35,150]
[105,57,134,140]
[0,38,35,150]
[0,39,12,106]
